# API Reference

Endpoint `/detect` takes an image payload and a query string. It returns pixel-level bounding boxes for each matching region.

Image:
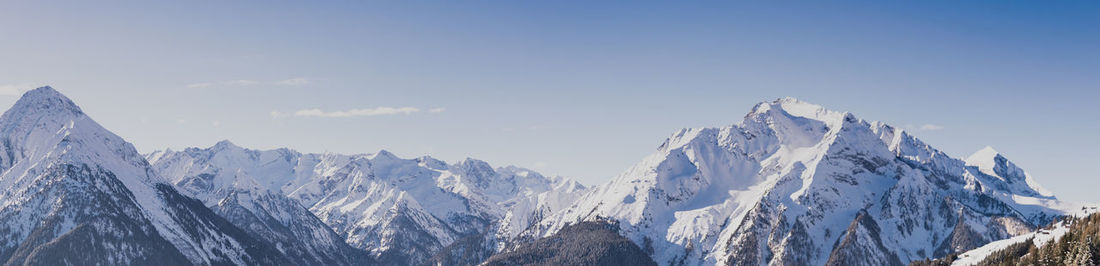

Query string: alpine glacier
[527,97,1087,266]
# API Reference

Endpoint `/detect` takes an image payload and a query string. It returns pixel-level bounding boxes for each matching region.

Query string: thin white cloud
[225,79,259,86]
[428,107,446,113]
[292,107,421,118]
[186,83,212,88]
[919,124,944,131]
[0,83,41,96]
[276,78,311,86]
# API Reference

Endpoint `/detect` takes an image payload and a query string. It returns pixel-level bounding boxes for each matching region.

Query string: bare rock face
[826,210,903,266]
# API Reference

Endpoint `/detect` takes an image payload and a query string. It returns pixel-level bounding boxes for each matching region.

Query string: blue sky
[0,1,1097,201]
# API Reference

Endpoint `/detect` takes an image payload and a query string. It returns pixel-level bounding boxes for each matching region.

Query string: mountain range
[523,97,1087,265]
[0,87,1088,266]
[145,139,585,265]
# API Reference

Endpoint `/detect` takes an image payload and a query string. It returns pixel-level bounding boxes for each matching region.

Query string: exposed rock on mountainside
[531,97,1087,265]
[0,87,290,265]
[3,87,1086,265]
[146,140,586,265]
[915,207,1099,266]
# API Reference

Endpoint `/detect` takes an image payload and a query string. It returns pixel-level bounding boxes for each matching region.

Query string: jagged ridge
[532,97,1089,265]
[146,139,587,265]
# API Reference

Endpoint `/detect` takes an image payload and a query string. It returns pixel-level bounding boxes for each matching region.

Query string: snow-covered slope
[949,206,1098,266]
[530,97,1087,266]
[0,87,288,265]
[146,142,586,265]
[144,141,371,265]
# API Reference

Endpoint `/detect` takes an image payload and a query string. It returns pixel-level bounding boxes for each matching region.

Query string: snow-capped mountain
[530,97,1087,266]
[146,141,586,265]
[0,87,289,265]
[4,87,1081,265]
[144,141,371,265]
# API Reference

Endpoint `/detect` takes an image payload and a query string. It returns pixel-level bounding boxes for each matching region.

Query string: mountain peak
[24,85,60,96]
[3,86,84,120]
[769,97,823,110]
[964,145,1033,184]
[213,139,240,149]
[776,96,809,104]
[457,158,496,178]
[416,155,448,169]
[965,146,1002,168]
[746,97,847,126]
[458,157,493,169]
[969,145,1000,157]
[370,149,398,160]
